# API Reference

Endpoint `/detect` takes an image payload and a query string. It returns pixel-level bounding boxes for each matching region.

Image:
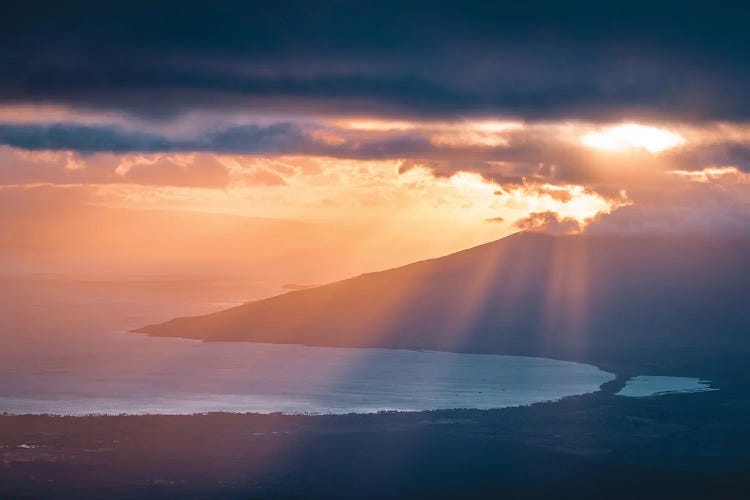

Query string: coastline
[2,383,746,498]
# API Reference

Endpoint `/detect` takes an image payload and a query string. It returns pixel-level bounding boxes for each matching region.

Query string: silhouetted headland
[137,232,750,377]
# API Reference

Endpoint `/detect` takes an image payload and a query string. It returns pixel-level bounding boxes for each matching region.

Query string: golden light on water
[581,123,686,153]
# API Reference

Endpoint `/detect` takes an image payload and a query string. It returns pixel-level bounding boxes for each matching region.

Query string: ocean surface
[0,340,614,415]
[616,376,716,397]
[0,274,616,415]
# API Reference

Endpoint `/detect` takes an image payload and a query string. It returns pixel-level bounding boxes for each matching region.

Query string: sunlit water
[0,340,614,415]
[616,376,716,398]
[0,274,615,415]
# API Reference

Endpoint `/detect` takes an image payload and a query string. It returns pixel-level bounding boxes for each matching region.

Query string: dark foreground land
[2,376,750,499]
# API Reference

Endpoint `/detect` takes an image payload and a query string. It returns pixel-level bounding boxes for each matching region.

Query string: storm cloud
[3,1,750,121]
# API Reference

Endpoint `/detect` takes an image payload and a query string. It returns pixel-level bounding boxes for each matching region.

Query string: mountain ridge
[137,232,750,377]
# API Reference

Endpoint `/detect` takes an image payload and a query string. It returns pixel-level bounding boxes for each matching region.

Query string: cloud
[6,118,750,202]
[586,167,750,236]
[2,2,750,121]
[3,119,748,178]
[114,155,231,188]
[667,143,750,173]
[0,123,174,152]
[586,203,750,236]
[0,148,234,188]
[239,167,287,186]
[0,123,316,154]
[4,117,750,229]
[514,211,583,235]
[3,0,750,245]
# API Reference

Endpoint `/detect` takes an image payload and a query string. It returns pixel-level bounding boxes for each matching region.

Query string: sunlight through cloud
[581,123,686,153]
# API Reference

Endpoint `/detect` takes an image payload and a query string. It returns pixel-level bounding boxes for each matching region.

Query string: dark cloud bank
[3,1,750,121]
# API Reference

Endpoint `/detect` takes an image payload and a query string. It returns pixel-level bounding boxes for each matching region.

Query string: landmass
[137,232,750,379]
[2,376,749,498]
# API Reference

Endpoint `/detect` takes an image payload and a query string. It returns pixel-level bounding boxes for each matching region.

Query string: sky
[3,1,750,276]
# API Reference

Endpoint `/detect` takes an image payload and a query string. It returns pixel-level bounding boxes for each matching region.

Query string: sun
[581,123,686,153]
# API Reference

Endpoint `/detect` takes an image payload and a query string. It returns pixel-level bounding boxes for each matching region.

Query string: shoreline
[2,385,746,498]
